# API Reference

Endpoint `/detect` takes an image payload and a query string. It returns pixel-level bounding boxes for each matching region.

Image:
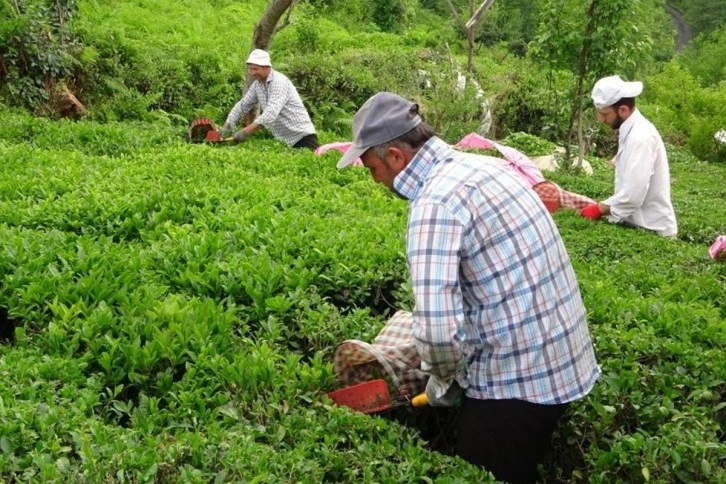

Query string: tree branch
[252,0,295,51]
[275,0,299,34]
[444,0,468,35]
[465,0,496,32]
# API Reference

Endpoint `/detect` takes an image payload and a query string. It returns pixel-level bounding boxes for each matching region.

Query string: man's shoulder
[269,69,292,83]
[633,111,662,137]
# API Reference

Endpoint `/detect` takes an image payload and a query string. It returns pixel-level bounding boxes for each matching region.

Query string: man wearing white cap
[220,49,318,150]
[338,92,600,483]
[582,75,677,236]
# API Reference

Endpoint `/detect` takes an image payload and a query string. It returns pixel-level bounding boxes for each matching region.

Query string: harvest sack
[333,310,428,398]
[709,235,726,260]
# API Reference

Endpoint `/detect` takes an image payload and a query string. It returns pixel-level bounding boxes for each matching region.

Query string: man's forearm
[245,123,263,134]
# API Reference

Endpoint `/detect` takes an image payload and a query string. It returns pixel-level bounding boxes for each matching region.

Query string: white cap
[246,49,271,67]
[591,75,643,109]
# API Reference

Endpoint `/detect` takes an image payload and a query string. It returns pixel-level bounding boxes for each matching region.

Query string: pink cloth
[454,133,496,150]
[316,134,547,183]
[709,235,726,260]
[455,133,546,187]
[315,142,362,166]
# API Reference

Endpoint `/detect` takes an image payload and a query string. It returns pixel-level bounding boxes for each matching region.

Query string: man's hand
[424,376,461,407]
[580,203,603,220]
[233,129,249,143]
[219,123,233,138]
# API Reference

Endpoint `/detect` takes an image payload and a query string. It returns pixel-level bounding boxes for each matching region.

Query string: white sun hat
[246,49,272,67]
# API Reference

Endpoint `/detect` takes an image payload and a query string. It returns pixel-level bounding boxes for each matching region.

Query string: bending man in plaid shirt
[337,92,600,483]
[220,49,318,150]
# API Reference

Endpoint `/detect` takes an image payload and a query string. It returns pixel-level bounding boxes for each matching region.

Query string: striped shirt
[225,69,316,146]
[394,137,600,405]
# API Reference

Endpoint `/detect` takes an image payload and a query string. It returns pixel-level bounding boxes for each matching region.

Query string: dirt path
[666,3,693,50]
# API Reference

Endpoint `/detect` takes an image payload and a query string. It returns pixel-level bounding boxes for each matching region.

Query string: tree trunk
[251,0,295,52]
[577,104,584,168]
[564,0,598,168]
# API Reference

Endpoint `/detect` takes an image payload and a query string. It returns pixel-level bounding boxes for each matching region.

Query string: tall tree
[530,0,650,167]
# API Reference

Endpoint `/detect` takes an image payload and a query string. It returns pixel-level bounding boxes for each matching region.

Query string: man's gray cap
[337,92,422,169]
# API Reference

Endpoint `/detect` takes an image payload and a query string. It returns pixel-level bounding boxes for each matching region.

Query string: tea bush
[1,109,724,481]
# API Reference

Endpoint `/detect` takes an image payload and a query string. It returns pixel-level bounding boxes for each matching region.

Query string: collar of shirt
[255,69,276,91]
[618,108,642,146]
[393,136,452,200]
[268,69,277,87]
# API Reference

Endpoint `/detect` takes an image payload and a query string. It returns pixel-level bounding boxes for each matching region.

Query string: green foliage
[1,108,725,481]
[488,67,575,140]
[679,26,726,86]
[284,47,484,140]
[0,0,82,110]
[372,0,407,33]
[669,0,726,37]
[502,132,558,156]
[530,0,650,79]
[643,62,726,162]
[476,0,543,46]
[68,0,260,122]
[644,0,677,63]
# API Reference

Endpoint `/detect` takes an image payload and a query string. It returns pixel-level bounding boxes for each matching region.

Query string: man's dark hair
[373,122,437,158]
[613,97,636,109]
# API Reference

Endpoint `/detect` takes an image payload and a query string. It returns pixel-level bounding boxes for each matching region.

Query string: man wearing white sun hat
[220,49,318,150]
[581,75,677,237]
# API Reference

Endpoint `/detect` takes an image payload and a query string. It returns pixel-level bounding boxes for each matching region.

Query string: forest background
[1,0,726,162]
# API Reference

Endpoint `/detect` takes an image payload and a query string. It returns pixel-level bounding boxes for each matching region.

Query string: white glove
[425,376,461,407]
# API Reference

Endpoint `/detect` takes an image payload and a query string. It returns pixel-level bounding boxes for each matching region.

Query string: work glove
[233,129,249,143]
[424,376,461,407]
[219,123,233,138]
[580,203,603,220]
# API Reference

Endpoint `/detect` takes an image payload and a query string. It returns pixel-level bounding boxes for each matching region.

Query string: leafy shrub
[284,48,485,140]
[501,131,557,156]
[1,110,725,481]
[644,62,726,162]
[488,67,575,140]
[371,0,407,33]
[0,0,83,110]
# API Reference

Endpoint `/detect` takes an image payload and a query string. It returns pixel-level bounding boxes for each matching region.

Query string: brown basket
[188,117,217,143]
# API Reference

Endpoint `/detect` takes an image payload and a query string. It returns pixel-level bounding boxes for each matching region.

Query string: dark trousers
[292,133,319,150]
[455,397,569,483]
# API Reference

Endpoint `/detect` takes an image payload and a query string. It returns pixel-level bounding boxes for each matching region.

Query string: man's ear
[385,146,410,170]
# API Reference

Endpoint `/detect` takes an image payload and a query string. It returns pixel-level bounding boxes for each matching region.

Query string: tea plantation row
[0,111,724,482]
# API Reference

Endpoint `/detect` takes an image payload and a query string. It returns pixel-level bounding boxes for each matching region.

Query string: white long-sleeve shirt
[603,109,677,237]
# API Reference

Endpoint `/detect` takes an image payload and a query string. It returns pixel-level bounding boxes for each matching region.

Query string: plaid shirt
[394,137,600,405]
[225,70,315,146]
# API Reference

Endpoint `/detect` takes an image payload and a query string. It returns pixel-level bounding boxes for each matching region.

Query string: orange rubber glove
[580,203,603,220]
